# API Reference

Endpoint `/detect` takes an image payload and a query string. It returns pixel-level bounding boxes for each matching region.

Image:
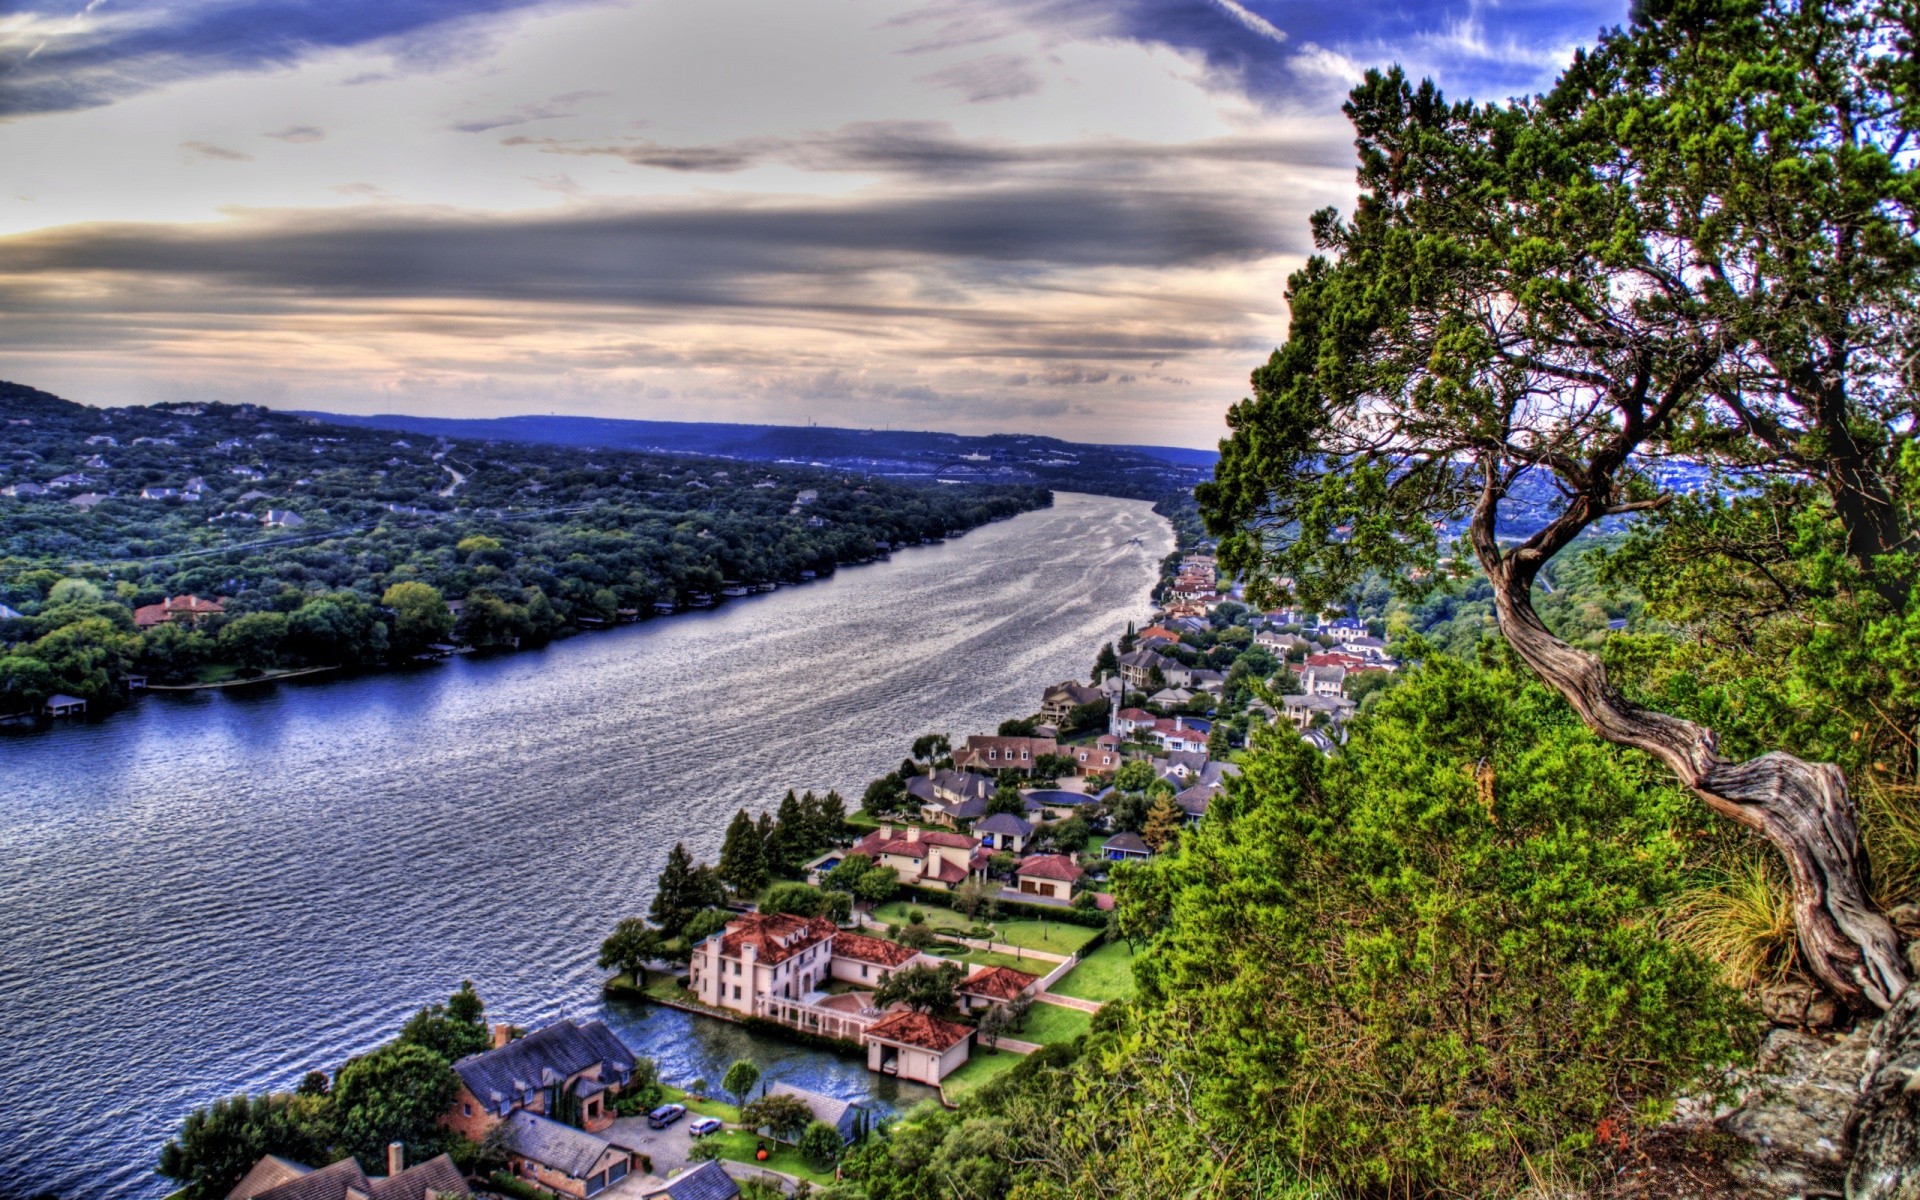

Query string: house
[973,812,1033,853]
[264,509,306,528]
[44,693,87,718]
[1147,686,1196,709]
[1159,750,1210,782]
[1300,665,1347,698]
[68,492,107,511]
[915,774,988,828]
[641,1160,739,1200]
[443,1018,639,1141]
[1174,785,1217,824]
[1188,669,1226,696]
[1020,790,1096,822]
[1150,718,1210,753]
[1061,744,1122,775]
[1,482,47,498]
[1255,629,1309,657]
[1104,831,1152,861]
[951,735,1058,774]
[761,1082,867,1145]
[865,1009,973,1085]
[689,912,839,1015]
[1303,651,1371,672]
[1013,853,1083,899]
[850,824,982,890]
[1135,624,1183,645]
[1282,693,1356,730]
[499,1109,634,1198]
[227,1148,470,1200]
[1116,648,1175,691]
[1111,707,1158,737]
[958,965,1041,1011]
[0,604,23,620]
[47,473,91,489]
[1040,680,1103,724]
[828,929,924,987]
[133,594,225,629]
[931,769,995,807]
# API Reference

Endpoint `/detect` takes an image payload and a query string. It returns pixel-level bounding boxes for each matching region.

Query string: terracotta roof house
[133,594,226,629]
[445,1018,637,1140]
[1014,853,1084,899]
[865,1010,973,1085]
[828,930,924,988]
[1103,831,1153,861]
[849,825,981,890]
[1063,744,1122,775]
[951,734,1058,774]
[762,1082,868,1145]
[972,812,1033,853]
[1111,707,1157,736]
[690,912,838,1016]
[959,965,1041,1011]
[499,1109,634,1198]
[640,1160,739,1200]
[227,1149,469,1200]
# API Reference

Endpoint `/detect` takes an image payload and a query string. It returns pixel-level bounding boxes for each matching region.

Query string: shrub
[798,1120,845,1171]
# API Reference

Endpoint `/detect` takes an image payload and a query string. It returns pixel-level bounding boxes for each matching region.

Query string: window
[463,1103,472,1117]
[861,965,869,978]
[734,985,742,1000]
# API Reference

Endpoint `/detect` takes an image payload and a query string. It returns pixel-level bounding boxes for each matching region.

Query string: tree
[822,853,898,905]
[382,581,453,654]
[741,1093,814,1143]
[1093,642,1118,681]
[985,783,1026,818]
[217,611,288,673]
[911,733,951,764]
[952,876,995,919]
[1198,6,1917,1009]
[997,717,1037,737]
[718,809,770,896]
[331,1042,459,1171]
[157,1093,334,1200]
[397,980,490,1062]
[1050,815,1091,854]
[977,1002,1014,1052]
[1112,760,1156,794]
[808,790,848,846]
[649,842,699,938]
[763,882,827,918]
[874,962,965,1019]
[1142,797,1184,853]
[683,906,732,944]
[721,1059,761,1111]
[769,790,811,877]
[862,773,904,816]
[598,918,665,984]
[798,1120,844,1171]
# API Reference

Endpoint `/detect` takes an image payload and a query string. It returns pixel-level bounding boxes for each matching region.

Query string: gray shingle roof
[644,1160,740,1200]
[1105,831,1151,854]
[973,812,1032,836]
[767,1082,864,1139]
[368,1155,471,1200]
[452,1019,635,1115]
[501,1110,614,1180]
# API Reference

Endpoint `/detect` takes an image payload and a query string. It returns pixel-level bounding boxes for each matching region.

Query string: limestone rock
[1766,979,1844,1031]
[1847,983,1920,1199]
[1720,1025,1871,1199]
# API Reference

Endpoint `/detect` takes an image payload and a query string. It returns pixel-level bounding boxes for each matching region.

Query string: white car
[687,1116,723,1138]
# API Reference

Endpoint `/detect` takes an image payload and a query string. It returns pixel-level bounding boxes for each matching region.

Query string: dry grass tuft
[1669,859,1799,991]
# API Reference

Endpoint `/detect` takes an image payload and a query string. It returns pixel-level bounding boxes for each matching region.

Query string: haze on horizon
[1,0,1619,449]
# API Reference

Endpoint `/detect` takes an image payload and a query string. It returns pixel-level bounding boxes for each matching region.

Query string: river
[0,491,1172,1200]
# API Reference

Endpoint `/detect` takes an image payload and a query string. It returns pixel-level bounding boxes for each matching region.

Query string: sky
[0,0,1623,448]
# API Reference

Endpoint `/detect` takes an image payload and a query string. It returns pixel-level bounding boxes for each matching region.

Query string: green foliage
[382,581,453,652]
[985,784,1026,818]
[742,1093,814,1142]
[396,980,491,1063]
[598,918,665,982]
[873,961,965,1019]
[797,1121,844,1171]
[821,853,898,904]
[722,1060,761,1111]
[331,1042,460,1171]
[157,1093,336,1200]
[718,809,770,895]
[763,882,828,918]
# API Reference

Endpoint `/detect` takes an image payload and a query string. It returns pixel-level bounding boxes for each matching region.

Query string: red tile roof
[1016,854,1084,883]
[853,828,977,859]
[830,931,919,968]
[865,1009,973,1052]
[926,857,968,885]
[718,912,838,966]
[961,966,1040,1001]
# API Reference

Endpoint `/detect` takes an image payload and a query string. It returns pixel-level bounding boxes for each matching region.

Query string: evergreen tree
[717,810,769,896]
[768,790,810,876]
[1142,796,1184,852]
[1093,641,1118,681]
[813,790,848,845]
[986,783,1027,818]
[649,842,698,937]
[1118,621,1137,654]
[754,809,779,879]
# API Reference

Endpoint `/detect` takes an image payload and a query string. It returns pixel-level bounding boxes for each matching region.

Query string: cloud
[450,90,606,133]
[917,54,1045,104]
[179,141,254,162]
[262,125,326,143]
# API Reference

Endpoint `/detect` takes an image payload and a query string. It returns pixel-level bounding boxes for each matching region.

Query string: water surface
[0,491,1171,1200]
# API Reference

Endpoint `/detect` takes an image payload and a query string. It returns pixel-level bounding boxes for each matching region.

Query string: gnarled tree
[1201,0,1920,1010]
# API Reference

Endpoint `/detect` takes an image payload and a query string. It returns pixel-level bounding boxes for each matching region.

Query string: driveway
[606,1114,696,1178]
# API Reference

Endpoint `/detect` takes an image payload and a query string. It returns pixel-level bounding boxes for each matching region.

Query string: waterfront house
[689,912,838,1015]
[132,594,226,630]
[760,1082,868,1145]
[442,1019,638,1142]
[500,1109,634,1198]
[1013,853,1083,899]
[44,693,87,717]
[641,1161,739,1200]
[1103,832,1152,862]
[951,734,1058,774]
[864,1010,973,1086]
[227,1147,469,1200]
[973,812,1033,853]
[1039,680,1103,725]
[958,966,1041,1012]
[828,929,924,987]
[849,825,982,889]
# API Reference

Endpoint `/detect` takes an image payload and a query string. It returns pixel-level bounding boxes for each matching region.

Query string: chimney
[492,1023,514,1050]
[879,823,893,838]
[906,826,921,843]
[386,1143,405,1177]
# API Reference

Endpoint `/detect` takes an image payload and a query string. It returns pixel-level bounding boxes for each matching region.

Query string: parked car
[647,1103,687,1129]
[687,1116,723,1138]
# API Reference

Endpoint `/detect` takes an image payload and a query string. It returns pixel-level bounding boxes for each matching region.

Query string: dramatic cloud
[0,0,1625,445]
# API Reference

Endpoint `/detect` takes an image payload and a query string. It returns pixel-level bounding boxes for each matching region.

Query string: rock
[1719,1025,1871,1198]
[1767,979,1845,1031]
[1848,983,1920,1199]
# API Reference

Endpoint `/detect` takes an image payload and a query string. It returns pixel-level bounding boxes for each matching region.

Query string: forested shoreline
[0,382,1051,715]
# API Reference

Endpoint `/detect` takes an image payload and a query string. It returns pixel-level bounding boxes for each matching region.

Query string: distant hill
[303,411,1215,502]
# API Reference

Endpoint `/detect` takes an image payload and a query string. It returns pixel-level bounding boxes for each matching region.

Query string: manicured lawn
[866,903,1100,955]
[871,901,974,932]
[698,1130,836,1186]
[192,663,240,683]
[656,1084,739,1124]
[1049,939,1137,1003]
[1015,1000,1092,1046]
[941,1048,1026,1102]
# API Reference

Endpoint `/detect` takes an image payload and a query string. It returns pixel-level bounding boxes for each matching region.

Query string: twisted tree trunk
[1473,535,1907,1011]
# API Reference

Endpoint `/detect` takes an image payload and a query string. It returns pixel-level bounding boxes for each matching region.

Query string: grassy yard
[866,902,1100,955]
[697,1130,836,1186]
[655,1084,740,1124]
[1015,1000,1093,1046]
[192,663,240,684]
[1049,939,1137,1004]
[940,1048,1026,1102]
[958,947,1057,973]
